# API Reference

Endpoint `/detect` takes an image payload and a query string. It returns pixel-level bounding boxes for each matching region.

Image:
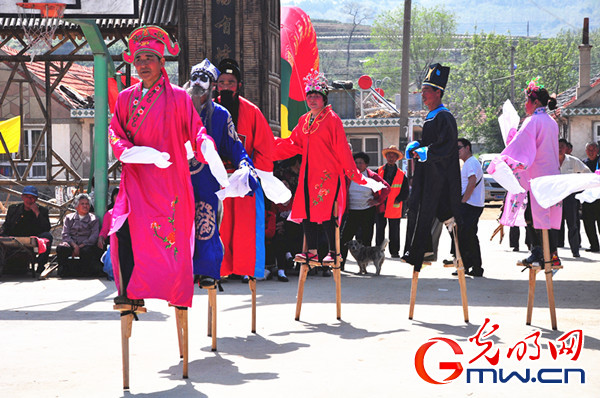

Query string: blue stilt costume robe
[190,101,251,279]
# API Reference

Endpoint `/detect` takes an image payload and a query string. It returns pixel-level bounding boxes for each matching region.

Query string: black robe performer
[402,63,461,271]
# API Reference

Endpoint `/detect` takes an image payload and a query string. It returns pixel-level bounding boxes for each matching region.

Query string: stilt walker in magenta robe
[109,26,219,307]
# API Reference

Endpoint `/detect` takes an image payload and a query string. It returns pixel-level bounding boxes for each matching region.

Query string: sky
[280,0,599,37]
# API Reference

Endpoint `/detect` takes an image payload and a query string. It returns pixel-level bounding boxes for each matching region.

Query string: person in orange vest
[376,145,409,258]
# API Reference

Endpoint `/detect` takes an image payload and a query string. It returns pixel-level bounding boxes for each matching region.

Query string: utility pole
[510,43,515,103]
[400,0,411,177]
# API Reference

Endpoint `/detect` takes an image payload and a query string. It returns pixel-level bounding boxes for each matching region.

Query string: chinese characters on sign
[212,0,235,61]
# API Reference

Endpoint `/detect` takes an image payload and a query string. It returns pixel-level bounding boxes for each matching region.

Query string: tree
[365,4,457,94]
[342,2,374,76]
[450,32,518,152]
[450,30,582,153]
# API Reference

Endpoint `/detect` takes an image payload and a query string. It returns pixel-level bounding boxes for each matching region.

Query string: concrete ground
[0,215,599,398]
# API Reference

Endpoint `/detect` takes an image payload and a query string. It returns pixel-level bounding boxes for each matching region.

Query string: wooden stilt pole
[542,230,558,330]
[249,278,257,333]
[295,263,309,321]
[174,306,183,358]
[114,304,147,390]
[208,287,217,351]
[174,307,189,379]
[408,270,419,320]
[295,236,308,321]
[333,202,342,320]
[526,266,536,325]
[120,312,132,389]
[451,221,469,323]
[207,297,212,337]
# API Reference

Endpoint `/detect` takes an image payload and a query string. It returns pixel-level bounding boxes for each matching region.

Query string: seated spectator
[56,194,102,277]
[0,185,53,275]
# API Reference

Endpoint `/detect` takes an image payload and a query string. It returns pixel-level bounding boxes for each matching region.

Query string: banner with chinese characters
[212,0,235,62]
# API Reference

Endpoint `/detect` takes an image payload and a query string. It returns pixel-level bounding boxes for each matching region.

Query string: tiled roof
[1,45,94,109]
[0,0,178,37]
[556,72,600,112]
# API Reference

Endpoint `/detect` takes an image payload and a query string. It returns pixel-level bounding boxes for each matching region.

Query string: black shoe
[390,253,400,258]
[443,258,455,265]
[522,246,544,266]
[467,268,484,277]
[573,252,581,258]
[322,268,332,277]
[113,294,145,306]
[242,275,249,283]
[452,268,471,276]
[585,248,600,253]
[423,253,436,261]
[512,247,519,252]
[196,275,216,288]
[277,272,289,282]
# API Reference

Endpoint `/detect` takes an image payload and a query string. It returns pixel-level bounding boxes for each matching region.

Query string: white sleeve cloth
[531,173,600,208]
[215,167,251,200]
[119,146,172,169]
[201,139,230,187]
[363,178,386,193]
[255,170,292,204]
[498,100,520,146]
[489,160,526,194]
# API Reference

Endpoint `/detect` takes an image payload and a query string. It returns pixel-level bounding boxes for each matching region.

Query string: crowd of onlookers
[1,138,598,280]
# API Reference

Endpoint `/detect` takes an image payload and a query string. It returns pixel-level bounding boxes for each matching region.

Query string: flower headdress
[524,76,544,99]
[304,69,329,96]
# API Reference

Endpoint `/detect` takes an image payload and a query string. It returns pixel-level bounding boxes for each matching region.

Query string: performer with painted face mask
[183,59,256,286]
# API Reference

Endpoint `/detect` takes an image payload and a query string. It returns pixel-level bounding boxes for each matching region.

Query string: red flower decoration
[167,232,176,245]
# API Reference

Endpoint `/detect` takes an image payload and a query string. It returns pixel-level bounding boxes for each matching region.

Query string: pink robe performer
[109,26,212,307]
[491,106,561,230]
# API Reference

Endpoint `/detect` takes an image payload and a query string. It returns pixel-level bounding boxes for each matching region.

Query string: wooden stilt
[207,297,212,337]
[249,278,257,333]
[295,263,309,321]
[408,270,419,320]
[174,307,189,379]
[114,304,147,390]
[208,287,217,351]
[450,221,469,323]
[333,212,342,320]
[333,267,341,320]
[542,230,558,330]
[295,236,308,321]
[201,282,218,351]
[174,306,183,358]
[526,266,536,325]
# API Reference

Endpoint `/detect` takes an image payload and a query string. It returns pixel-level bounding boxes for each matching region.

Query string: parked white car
[478,154,507,202]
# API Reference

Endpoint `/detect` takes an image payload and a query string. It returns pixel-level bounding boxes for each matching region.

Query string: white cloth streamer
[531,173,600,208]
[256,170,292,204]
[498,99,520,145]
[120,146,172,168]
[201,140,229,187]
[489,160,526,194]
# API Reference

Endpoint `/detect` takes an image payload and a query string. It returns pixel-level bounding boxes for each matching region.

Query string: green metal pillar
[71,19,116,222]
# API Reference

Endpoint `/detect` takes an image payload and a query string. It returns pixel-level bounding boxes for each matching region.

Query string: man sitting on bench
[56,194,102,277]
[0,185,53,275]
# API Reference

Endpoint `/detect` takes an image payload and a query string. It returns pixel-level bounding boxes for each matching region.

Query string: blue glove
[405,141,420,159]
[414,146,428,162]
[239,159,259,196]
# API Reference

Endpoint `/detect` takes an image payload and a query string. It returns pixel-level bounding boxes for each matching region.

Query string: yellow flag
[0,116,21,154]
